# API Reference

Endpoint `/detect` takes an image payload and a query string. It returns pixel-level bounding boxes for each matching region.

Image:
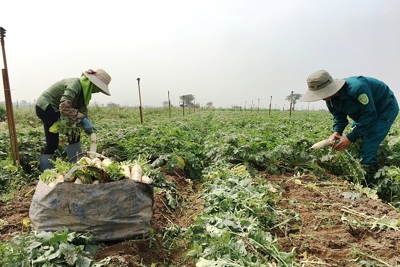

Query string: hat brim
[82,72,110,96]
[301,79,345,102]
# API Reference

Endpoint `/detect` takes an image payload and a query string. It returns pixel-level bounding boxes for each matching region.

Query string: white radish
[130,164,142,182]
[56,174,65,183]
[92,180,100,184]
[89,133,97,159]
[141,175,152,184]
[48,174,66,186]
[310,139,335,150]
[121,165,131,178]
[91,157,102,167]
[78,156,92,165]
[101,158,112,167]
[75,178,83,184]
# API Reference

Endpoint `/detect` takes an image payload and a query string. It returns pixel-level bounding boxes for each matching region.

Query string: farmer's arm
[59,79,86,120]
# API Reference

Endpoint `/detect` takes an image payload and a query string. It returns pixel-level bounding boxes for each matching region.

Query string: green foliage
[373,165,400,206]
[17,129,47,176]
[50,116,83,142]
[14,107,41,128]
[0,133,11,161]
[0,227,108,267]
[186,164,298,266]
[0,105,6,122]
[5,107,400,205]
[0,162,30,201]
[162,224,185,251]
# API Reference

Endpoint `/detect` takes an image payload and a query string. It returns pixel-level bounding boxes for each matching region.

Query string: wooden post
[137,78,143,123]
[289,91,293,117]
[188,96,191,115]
[269,96,272,116]
[168,91,171,118]
[0,27,19,165]
[181,95,185,116]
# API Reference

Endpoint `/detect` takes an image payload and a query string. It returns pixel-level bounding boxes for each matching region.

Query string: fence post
[1,27,19,165]
[137,78,143,123]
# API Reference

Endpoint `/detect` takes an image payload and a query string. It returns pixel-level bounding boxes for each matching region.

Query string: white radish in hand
[310,139,335,150]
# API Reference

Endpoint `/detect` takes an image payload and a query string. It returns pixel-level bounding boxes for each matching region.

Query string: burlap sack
[29,176,154,242]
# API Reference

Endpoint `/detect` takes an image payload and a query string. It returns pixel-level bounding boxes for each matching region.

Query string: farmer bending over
[301,70,398,184]
[35,68,111,172]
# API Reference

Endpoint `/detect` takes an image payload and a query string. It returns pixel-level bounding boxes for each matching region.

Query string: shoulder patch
[357,93,369,105]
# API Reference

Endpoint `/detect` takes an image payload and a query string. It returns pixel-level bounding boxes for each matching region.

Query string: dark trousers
[35,105,79,154]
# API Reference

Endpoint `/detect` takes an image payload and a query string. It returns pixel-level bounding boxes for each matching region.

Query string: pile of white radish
[117,160,152,184]
[44,156,153,187]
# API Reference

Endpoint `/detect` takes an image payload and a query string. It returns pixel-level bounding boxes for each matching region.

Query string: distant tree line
[161,94,213,108]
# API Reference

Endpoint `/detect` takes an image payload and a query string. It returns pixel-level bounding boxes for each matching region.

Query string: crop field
[0,106,399,266]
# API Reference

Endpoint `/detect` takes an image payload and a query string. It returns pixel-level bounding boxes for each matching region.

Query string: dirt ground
[1,172,399,266]
[270,174,400,267]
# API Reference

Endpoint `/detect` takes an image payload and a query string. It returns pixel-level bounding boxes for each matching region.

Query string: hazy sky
[1,0,400,110]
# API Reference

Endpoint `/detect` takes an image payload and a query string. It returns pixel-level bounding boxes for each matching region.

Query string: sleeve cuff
[346,132,357,142]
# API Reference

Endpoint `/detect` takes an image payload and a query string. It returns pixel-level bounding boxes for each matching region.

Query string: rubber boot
[39,154,55,172]
[66,142,82,163]
[362,164,379,186]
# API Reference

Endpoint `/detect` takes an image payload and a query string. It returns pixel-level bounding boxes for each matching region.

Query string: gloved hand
[81,118,97,134]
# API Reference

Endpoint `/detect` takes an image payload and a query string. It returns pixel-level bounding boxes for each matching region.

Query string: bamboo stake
[289,91,293,117]
[136,78,143,123]
[168,90,171,118]
[0,27,19,165]
[269,96,272,116]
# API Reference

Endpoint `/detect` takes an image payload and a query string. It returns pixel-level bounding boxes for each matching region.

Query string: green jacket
[36,78,88,119]
[327,76,398,142]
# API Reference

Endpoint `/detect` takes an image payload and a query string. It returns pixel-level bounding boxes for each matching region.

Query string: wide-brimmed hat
[301,70,345,102]
[82,68,111,96]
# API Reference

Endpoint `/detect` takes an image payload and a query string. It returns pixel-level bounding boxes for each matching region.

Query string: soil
[270,174,400,267]
[1,171,399,266]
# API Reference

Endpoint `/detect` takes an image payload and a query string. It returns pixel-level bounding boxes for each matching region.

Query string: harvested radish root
[141,175,153,184]
[102,158,112,167]
[89,133,97,158]
[78,157,92,165]
[120,165,131,178]
[91,157,102,167]
[41,157,154,186]
[48,175,65,187]
[310,139,336,150]
[130,164,142,182]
